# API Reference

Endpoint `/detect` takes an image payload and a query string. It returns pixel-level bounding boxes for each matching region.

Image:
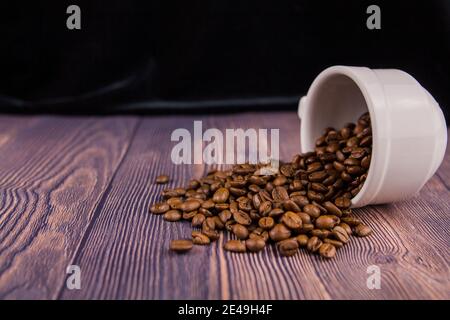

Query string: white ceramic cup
[298,66,447,208]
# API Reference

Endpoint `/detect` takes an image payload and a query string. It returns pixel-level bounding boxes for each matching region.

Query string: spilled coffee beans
[152,112,373,258]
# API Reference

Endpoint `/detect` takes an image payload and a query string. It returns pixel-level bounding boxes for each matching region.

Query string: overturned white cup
[298,66,447,208]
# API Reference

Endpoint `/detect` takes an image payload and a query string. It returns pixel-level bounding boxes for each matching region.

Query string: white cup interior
[307,73,369,141]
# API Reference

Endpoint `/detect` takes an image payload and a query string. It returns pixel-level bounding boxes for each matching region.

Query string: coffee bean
[306,236,323,252]
[233,210,252,226]
[201,199,215,209]
[164,209,182,222]
[341,216,362,226]
[281,211,303,230]
[183,210,197,220]
[192,231,211,245]
[156,175,170,184]
[181,199,201,212]
[246,238,266,252]
[315,215,339,229]
[354,224,372,237]
[269,224,292,242]
[310,229,331,239]
[308,171,328,182]
[219,210,232,223]
[150,202,170,214]
[334,197,351,209]
[319,243,336,258]
[272,186,289,201]
[170,239,193,252]
[322,201,342,217]
[338,222,352,235]
[323,238,344,248]
[301,223,314,233]
[232,224,249,240]
[303,204,321,218]
[296,212,311,224]
[296,234,309,247]
[191,213,206,227]
[291,195,309,208]
[258,216,275,230]
[250,228,269,242]
[224,240,246,252]
[332,226,350,243]
[277,238,299,256]
[259,201,272,215]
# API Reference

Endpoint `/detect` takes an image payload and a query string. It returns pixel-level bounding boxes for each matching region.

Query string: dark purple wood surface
[0,113,448,300]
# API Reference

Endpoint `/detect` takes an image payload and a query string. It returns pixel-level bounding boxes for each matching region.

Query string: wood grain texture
[57,113,450,300]
[0,116,139,299]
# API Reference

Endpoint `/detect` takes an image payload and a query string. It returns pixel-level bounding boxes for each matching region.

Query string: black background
[0,0,449,120]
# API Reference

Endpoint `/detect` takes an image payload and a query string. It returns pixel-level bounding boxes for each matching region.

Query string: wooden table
[0,112,448,300]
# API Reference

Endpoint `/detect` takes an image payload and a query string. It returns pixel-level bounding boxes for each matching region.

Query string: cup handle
[298,96,308,120]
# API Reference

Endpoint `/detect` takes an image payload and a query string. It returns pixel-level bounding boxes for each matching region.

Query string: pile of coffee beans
[150,112,373,258]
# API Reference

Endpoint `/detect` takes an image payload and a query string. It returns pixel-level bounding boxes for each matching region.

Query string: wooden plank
[61,113,450,299]
[0,115,138,299]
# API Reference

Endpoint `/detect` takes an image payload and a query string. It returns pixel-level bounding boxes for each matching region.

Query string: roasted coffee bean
[192,213,206,227]
[233,210,252,226]
[319,243,336,258]
[306,236,323,253]
[281,211,303,230]
[232,224,249,239]
[259,201,272,215]
[341,216,362,226]
[245,238,266,252]
[201,199,215,209]
[307,190,325,202]
[156,174,170,184]
[334,197,351,209]
[296,212,311,224]
[280,164,295,177]
[308,171,328,182]
[291,195,309,208]
[258,216,275,230]
[164,209,182,222]
[150,202,170,214]
[301,223,314,233]
[170,239,193,252]
[307,162,323,173]
[277,238,299,256]
[272,186,289,201]
[315,215,339,229]
[354,224,372,237]
[324,238,344,248]
[192,231,211,245]
[310,229,331,239]
[230,187,247,197]
[224,240,246,252]
[269,224,292,242]
[311,182,328,193]
[250,228,269,242]
[322,201,342,217]
[273,175,288,186]
[296,234,309,247]
[303,204,321,218]
[167,197,183,210]
[181,199,201,212]
[332,226,350,243]
[183,210,197,220]
[219,210,232,223]
[338,222,353,235]
[268,208,285,218]
[283,200,301,212]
